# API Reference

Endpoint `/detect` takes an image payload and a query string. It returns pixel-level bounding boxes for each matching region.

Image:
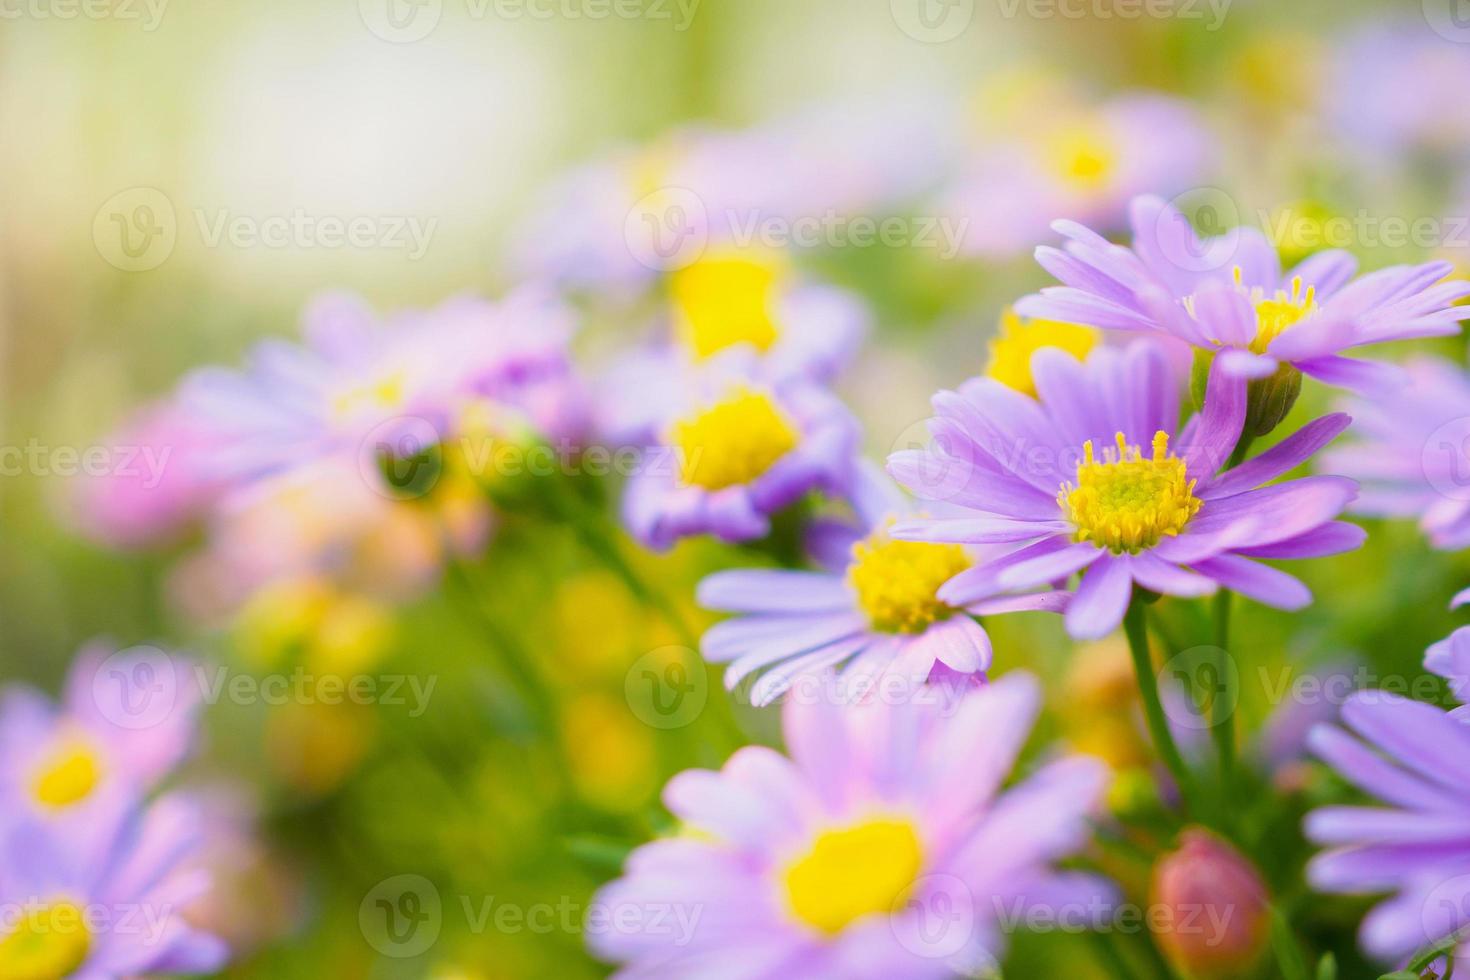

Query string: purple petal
[1065,556,1133,639]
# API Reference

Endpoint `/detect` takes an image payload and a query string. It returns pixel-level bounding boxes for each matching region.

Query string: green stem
[1270,906,1310,980]
[1211,588,1237,798]
[446,560,559,732]
[1123,596,1199,818]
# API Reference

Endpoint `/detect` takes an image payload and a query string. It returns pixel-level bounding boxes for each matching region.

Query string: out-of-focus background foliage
[4,0,1470,976]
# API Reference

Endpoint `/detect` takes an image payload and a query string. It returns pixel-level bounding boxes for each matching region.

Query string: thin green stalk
[1123,596,1199,818]
[1211,588,1237,797]
[446,560,559,731]
[1270,906,1310,980]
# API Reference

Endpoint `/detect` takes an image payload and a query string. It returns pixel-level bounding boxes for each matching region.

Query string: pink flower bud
[1150,828,1271,979]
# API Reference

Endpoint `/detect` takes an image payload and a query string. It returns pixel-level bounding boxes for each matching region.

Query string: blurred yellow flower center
[1048,126,1116,189]
[986,309,1101,397]
[1061,432,1201,554]
[670,256,782,359]
[784,819,923,935]
[848,532,969,634]
[1242,270,1316,354]
[0,901,92,980]
[332,372,406,420]
[672,388,798,491]
[31,742,103,809]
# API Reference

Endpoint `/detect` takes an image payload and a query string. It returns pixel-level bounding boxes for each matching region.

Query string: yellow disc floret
[986,308,1101,397]
[30,740,103,810]
[848,528,970,634]
[1046,124,1117,190]
[670,254,783,360]
[784,818,924,936]
[671,388,799,491]
[1249,273,1316,354]
[1061,432,1202,554]
[0,900,92,980]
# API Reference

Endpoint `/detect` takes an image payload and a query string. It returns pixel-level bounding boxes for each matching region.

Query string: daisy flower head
[1018,193,1470,412]
[1304,690,1470,974]
[588,673,1113,978]
[887,342,1364,640]
[622,351,859,551]
[595,246,869,445]
[0,645,200,861]
[984,307,1100,398]
[696,463,1068,707]
[1322,356,1470,551]
[942,88,1211,259]
[0,792,229,978]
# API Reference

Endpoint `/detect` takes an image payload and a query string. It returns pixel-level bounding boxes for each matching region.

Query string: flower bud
[1150,828,1270,979]
[1190,351,1303,440]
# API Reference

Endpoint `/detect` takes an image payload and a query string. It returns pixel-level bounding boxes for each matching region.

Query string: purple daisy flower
[696,464,1067,707]
[589,673,1113,978]
[1017,194,1470,391]
[622,352,859,551]
[1305,691,1470,974]
[178,286,585,491]
[1322,356,1470,550]
[596,249,869,445]
[0,645,201,871]
[0,792,229,978]
[942,93,1210,259]
[1425,589,1470,721]
[887,342,1364,640]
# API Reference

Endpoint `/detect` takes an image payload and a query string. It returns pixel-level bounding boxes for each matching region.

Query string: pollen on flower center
[332,372,407,421]
[670,255,782,360]
[30,741,103,809]
[1243,270,1316,354]
[1060,432,1202,554]
[671,388,798,491]
[848,531,969,634]
[0,900,92,980]
[783,818,924,936]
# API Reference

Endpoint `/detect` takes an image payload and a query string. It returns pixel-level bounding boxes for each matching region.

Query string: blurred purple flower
[589,673,1113,978]
[887,342,1363,639]
[0,792,228,977]
[1305,691,1470,973]
[1323,356,1470,550]
[942,94,1211,259]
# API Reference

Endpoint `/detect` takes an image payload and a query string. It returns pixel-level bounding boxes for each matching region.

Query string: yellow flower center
[671,388,798,491]
[0,901,92,980]
[783,818,924,936]
[332,372,407,421]
[1061,432,1202,554]
[30,741,103,810]
[848,531,969,634]
[669,255,783,360]
[1247,272,1316,354]
[985,308,1101,397]
[1047,125,1117,190]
